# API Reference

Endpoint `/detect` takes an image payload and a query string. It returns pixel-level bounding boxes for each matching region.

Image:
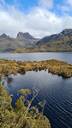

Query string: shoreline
[0,48,72,53]
[0,59,72,78]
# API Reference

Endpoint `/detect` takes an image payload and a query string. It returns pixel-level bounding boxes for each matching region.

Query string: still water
[0,52,72,63]
[1,52,72,128]
[4,71,72,128]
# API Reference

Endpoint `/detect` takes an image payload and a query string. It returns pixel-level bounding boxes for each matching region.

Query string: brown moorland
[0,59,72,78]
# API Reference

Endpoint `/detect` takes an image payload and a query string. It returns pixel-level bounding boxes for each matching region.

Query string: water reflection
[7,76,13,84]
[1,71,72,128]
[0,75,14,91]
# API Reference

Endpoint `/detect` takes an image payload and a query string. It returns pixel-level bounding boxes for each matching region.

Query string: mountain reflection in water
[1,70,72,128]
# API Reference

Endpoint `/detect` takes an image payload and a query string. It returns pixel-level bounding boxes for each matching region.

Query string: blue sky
[2,0,71,15]
[0,0,72,37]
[4,0,38,11]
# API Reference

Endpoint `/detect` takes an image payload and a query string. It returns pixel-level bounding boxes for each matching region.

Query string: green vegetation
[0,85,51,128]
[0,48,5,52]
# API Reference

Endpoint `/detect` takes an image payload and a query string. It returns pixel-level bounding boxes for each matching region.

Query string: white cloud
[0,7,63,38]
[39,0,53,9]
[0,0,72,38]
[61,0,72,13]
[67,0,72,6]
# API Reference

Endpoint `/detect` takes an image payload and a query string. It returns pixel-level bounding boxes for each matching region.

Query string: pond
[4,70,72,128]
[1,52,72,128]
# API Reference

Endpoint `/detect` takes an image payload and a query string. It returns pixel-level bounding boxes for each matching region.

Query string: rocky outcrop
[37,29,72,45]
[0,32,38,51]
[17,32,35,40]
[0,29,72,52]
[36,29,72,51]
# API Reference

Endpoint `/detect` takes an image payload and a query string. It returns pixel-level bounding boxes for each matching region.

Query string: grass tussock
[0,59,72,78]
[0,85,51,128]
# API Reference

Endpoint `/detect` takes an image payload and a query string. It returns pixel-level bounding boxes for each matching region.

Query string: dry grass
[0,59,72,78]
[0,85,51,128]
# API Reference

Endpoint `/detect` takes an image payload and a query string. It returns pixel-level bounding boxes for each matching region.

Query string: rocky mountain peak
[17,32,35,40]
[61,29,72,35]
[0,33,9,39]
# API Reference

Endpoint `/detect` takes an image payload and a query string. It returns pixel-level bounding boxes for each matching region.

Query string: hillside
[0,32,38,52]
[0,29,72,52]
[36,29,72,52]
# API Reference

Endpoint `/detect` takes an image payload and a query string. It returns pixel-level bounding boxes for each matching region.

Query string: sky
[0,0,72,38]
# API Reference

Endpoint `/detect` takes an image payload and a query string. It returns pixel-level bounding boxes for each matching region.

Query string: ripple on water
[3,70,72,128]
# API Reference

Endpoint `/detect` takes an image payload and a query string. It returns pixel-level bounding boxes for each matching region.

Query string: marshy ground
[0,59,72,128]
[0,59,72,78]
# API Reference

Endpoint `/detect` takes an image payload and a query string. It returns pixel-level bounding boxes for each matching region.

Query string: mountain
[17,32,35,40]
[0,32,39,52]
[36,29,72,52]
[0,33,24,50]
[0,29,72,52]
[16,32,38,46]
[0,33,9,39]
[37,29,72,45]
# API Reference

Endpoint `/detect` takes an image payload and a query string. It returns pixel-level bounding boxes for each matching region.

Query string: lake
[0,52,72,63]
[2,52,72,128]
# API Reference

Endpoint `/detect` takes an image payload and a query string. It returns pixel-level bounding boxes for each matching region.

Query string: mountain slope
[36,29,72,50]
[0,29,72,52]
[0,32,38,51]
[16,32,38,46]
